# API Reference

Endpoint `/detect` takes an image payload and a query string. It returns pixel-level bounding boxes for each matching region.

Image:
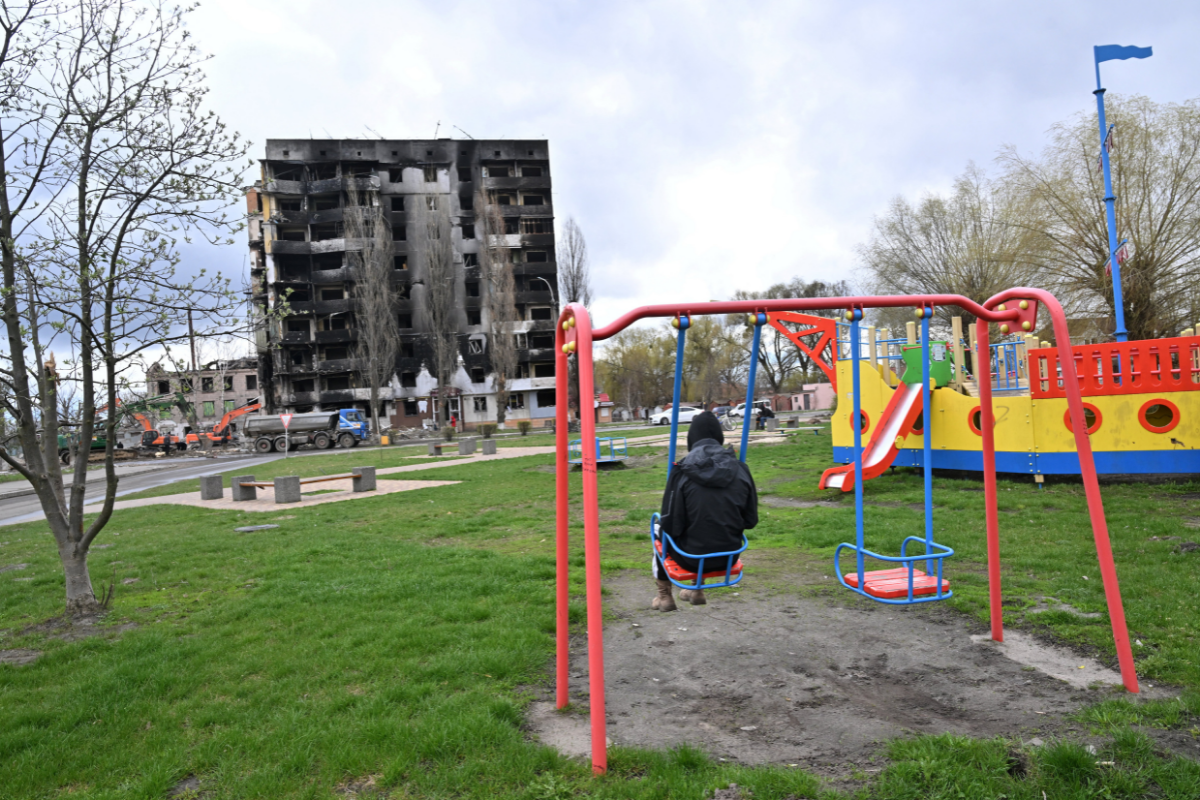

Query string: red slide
[819,381,924,492]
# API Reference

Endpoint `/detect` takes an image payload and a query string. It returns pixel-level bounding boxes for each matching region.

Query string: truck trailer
[242,410,369,453]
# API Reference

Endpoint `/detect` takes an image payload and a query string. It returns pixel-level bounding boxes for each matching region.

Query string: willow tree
[1001,95,1200,340]
[0,0,247,614]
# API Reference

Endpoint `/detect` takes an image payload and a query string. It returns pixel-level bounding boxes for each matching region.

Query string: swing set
[554,290,1139,776]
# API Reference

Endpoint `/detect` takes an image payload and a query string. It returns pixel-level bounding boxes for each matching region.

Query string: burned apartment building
[246,139,560,429]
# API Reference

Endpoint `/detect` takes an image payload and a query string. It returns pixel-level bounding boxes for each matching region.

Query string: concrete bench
[200,474,223,500]
[428,442,443,456]
[458,437,477,455]
[229,468,378,504]
[481,439,497,455]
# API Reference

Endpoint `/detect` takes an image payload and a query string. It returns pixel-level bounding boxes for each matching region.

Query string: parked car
[650,407,702,426]
[714,406,733,418]
[728,400,773,419]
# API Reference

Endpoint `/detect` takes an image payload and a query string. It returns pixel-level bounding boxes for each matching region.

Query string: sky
[184,0,1200,332]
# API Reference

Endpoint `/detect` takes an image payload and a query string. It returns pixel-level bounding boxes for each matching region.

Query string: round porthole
[849,410,871,435]
[1063,403,1103,435]
[1138,399,1180,433]
[968,406,983,436]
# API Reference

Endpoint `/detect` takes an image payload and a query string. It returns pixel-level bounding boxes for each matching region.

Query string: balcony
[314,328,357,344]
[265,179,305,194]
[516,290,554,305]
[316,357,364,373]
[513,261,557,277]
[488,201,553,218]
[269,239,313,255]
[281,330,311,344]
[482,176,552,191]
[311,266,357,284]
[280,300,314,314]
[520,233,555,248]
[319,389,356,404]
[306,175,381,195]
[314,298,352,315]
[285,391,319,405]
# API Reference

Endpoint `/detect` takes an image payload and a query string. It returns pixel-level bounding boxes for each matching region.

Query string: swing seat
[834,537,954,605]
[843,567,949,599]
[650,514,747,589]
[654,539,744,583]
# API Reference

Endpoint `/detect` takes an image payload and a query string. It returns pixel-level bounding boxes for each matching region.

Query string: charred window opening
[463,253,478,267]
[487,165,510,178]
[397,283,411,300]
[312,194,340,211]
[285,288,310,302]
[294,379,315,393]
[467,308,482,326]
[390,196,404,211]
[286,319,310,332]
[312,223,342,241]
[388,168,404,183]
[497,194,514,206]
[320,316,347,331]
[514,332,528,349]
[278,198,303,211]
[522,194,544,206]
[325,376,351,391]
[312,253,342,271]
[344,162,375,177]
[493,150,501,158]
[400,371,417,388]
[520,218,549,234]
[461,224,475,239]
[157,380,170,394]
[508,394,525,410]
[526,250,548,263]
[320,288,345,301]
[426,196,438,211]
[290,350,306,365]
[465,281,480,298]
[521,166,543,177]
[272,164,303,181]
[180,378,194,391]
[423,165,437,183]
[529,307,553,321]
[473,395,487,410]
[392,225,407,241]
[403,399,419,415]
[536,388,556,404]
[530,332,555,349]
[323,347,349,361]
[399,341,415,358]
[246,375,257,391]
[460,197,474,211]
[468,338,484,355]
[458,169,472,182]
[202,377,214,392]
[504,219,519,235]
[224,376,234,391]
[515,364,529,379]
[277,226,306,242]
[398,313,412,328]
[310,163,337,180]
[394,256,408,270]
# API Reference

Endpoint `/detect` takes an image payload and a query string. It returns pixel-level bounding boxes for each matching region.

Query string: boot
[651,579,677,611]
[678,587,707,605]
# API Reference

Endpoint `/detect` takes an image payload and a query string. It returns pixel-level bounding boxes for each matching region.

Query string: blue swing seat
[650,512,747,590]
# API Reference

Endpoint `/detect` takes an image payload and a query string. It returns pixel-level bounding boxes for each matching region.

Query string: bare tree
[345,182,398,442]
[1001,95,1200,340]
[860,164,1043,328]
[478,189,519,427]
[0,0,248,615]
[558,216,591,306]
[414,191,457,427]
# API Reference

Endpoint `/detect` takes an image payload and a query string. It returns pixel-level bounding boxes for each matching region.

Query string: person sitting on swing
[653,411,758,611]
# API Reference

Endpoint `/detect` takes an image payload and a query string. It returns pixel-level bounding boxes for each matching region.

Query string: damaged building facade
[246,139,560,429]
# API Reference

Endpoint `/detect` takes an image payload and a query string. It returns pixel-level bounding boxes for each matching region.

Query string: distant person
[756,403,775,430]
[653,411,758,610]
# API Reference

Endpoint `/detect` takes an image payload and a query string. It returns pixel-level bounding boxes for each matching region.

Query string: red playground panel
[655,540,743,582]
[843,567,949,599]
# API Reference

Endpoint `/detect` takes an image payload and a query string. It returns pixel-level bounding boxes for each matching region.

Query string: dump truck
[242,409,369,453]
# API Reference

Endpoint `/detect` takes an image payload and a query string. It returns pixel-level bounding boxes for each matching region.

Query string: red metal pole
[554,313,571,710]
[976,318,1004,642]
[571,305,608,774]
[1049,313,1140,692]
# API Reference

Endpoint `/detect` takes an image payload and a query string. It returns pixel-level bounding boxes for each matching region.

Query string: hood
[679,440,741,488]
[687,411,724,451]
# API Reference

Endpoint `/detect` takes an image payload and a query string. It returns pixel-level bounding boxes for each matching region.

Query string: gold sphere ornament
[1000,324,1010,334]
[1021,321,1032,331]
[998,303,1007,311]
[1019,300,1029,310]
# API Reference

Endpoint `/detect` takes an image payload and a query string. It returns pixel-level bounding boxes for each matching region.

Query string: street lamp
[532,276,558,311]
[1093,43,1152,343]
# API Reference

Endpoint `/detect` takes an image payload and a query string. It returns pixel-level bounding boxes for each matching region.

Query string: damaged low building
[246,138,560,429]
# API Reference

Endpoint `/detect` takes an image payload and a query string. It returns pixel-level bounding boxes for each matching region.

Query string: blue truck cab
[338,409,370,442]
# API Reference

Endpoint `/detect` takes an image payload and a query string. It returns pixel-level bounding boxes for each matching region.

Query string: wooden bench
[228,467,377,503]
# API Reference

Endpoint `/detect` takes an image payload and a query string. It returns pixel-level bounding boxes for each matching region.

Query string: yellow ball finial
[998,303,1007,311]
[1000,324,1010,334]
[1021,320,1032,331]
[1019,300,1029,310]
[914,308,924,318]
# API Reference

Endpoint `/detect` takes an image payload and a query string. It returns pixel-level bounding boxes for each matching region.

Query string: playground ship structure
[814,315,1200,487]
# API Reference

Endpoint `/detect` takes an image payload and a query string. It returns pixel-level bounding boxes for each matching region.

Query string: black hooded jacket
[659,413,758,572]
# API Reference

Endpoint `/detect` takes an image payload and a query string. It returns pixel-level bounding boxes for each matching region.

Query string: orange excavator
[185,398,261,448]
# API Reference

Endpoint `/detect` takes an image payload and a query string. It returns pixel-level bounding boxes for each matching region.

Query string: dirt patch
[335,773,386,798]
[0,648,41,665]
[760,496,839,510]
[0,563,29,573]
[20,614,137,643]
[168,775,206,798]
[531,570,1150,772]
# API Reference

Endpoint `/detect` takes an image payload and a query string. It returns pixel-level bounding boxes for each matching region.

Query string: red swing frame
[555,289,1139,775]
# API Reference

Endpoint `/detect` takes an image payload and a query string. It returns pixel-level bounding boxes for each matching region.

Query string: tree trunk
[60,542,99,615]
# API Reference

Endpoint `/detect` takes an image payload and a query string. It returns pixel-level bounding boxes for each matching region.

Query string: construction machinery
[185,398,262,447]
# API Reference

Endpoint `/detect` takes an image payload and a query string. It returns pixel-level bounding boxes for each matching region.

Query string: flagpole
[1094,70,1128,343]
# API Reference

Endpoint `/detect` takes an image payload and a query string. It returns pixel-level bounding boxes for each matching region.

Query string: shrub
[442,425,455,441]
[479,423,496,439]
[517,421,532,436]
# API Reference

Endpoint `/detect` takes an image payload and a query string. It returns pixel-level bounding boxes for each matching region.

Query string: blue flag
[1095,44,1153,63]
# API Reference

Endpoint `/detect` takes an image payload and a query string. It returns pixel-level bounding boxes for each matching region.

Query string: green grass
[1,432,1198,798]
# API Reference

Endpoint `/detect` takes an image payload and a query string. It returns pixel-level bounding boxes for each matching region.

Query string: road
[0,453,283,527]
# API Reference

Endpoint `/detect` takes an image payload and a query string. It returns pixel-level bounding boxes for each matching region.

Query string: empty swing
[835,306,954,604]
[650,312,767,590]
